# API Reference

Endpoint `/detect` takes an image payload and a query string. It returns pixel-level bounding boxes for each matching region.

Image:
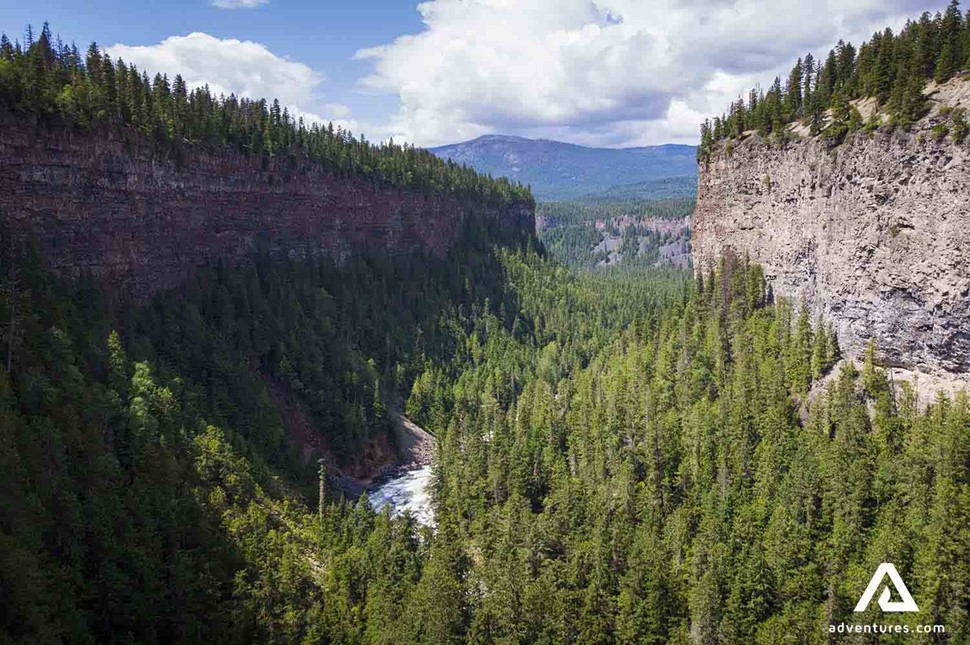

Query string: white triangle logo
[854,563,919,613]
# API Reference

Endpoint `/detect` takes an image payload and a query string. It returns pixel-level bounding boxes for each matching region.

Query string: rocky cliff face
[693,79,970,378]
[0,113,534,299]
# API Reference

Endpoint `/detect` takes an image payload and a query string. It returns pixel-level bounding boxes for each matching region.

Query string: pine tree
[785,58,803,118]
[936,0,964,81]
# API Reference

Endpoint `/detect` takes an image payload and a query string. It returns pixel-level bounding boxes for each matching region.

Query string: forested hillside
[0,213,541,641]
[537,198,693,271]
[700,0,970,153]
[407,254,969,644]
[5,224,969,642]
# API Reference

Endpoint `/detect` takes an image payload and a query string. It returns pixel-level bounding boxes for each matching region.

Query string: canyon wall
[693,79,970,378]
[0,112,534,299]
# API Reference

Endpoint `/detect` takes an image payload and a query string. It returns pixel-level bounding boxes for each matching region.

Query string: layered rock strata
[693,78,970,377]
[0,113,534,299]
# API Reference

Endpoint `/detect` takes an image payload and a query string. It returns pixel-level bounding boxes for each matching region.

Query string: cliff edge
[693,77,970,378]
[0,112,535,299]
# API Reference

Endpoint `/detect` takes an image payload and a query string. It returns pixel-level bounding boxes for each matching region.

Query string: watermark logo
[854,563,919,613]
[828,563,942,636]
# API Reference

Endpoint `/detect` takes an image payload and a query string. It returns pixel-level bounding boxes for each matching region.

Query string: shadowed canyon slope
[693,78,970,378]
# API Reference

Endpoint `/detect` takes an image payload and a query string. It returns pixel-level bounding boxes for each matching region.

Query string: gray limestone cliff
[693,78,970,379]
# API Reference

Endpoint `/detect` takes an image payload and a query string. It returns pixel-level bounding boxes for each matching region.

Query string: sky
[0,0,951,147]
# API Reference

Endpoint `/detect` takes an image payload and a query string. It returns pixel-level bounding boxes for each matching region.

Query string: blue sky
[0,0,419,124]
[0,0,948,147]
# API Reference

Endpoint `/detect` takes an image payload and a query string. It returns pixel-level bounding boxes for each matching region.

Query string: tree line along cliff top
[700,0,970,156]
[0,23,534,209]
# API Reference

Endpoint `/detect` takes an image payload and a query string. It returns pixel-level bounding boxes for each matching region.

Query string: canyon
[0,112,534,300]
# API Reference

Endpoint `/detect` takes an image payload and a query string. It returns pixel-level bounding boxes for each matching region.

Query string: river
[368,464,435,526]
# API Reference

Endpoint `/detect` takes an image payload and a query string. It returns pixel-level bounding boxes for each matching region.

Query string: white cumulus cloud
[106,32,321,108]
[212,0,269,9]
[357,0,942,146]
[104,33,405,144]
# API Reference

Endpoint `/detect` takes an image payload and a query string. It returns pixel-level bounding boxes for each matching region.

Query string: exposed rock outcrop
[693,78,970,379]
[0,112,534,300]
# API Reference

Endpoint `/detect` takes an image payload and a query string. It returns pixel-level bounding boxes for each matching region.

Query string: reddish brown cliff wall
[0,113,534,298]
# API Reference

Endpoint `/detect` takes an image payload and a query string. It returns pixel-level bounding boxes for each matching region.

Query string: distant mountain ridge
[430,134,697,201]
